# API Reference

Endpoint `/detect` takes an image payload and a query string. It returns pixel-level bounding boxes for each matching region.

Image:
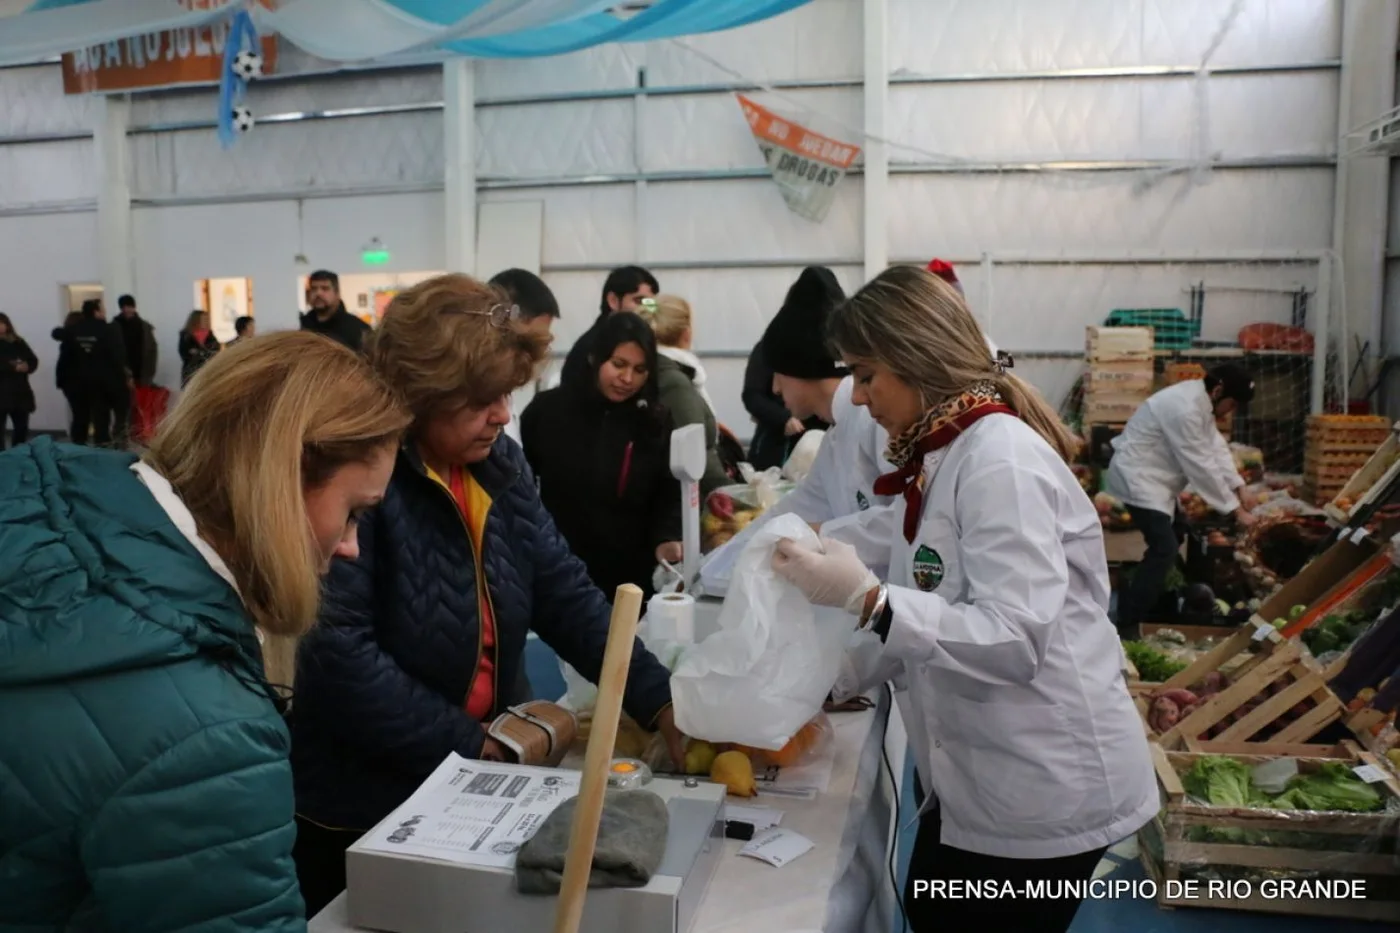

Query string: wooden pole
[552,583,644,933]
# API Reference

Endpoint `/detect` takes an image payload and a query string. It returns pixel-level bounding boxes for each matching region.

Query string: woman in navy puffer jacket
[289,274,684,917]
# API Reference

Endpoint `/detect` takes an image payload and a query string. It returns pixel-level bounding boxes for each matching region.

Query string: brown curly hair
[367,273,551,421]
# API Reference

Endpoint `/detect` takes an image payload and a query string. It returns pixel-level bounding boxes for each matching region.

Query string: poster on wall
[198,277,253,344]
[736,94,861,223]
[59,0,278,94]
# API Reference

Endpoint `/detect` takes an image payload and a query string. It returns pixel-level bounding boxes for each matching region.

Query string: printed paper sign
[737,94,860,223]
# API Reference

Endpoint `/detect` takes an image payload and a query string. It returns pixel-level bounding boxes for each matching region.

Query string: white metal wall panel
[642,179,863,262]
[888,72,1337,161]
[642,0,863,85]
[477,99,634,177]
[482,184,636,265]
[0,139,95,206]
[889,0,1340,73]
[0,64,90,137]
[475,46,636,99]
[888,169,1333,257]
[128,69,443,126]
[131,111,442,198]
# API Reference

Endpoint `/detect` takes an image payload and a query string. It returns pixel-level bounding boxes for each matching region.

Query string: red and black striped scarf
[874,381,1014,543]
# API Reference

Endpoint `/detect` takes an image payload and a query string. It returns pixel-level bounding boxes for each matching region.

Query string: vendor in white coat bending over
[770,266,1156,933]
[1103,365,1258,638]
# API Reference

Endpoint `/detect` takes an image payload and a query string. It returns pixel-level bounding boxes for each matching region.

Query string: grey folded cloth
[515,789,670,895]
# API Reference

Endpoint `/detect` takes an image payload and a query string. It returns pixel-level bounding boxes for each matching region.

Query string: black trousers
[109,385,130,448]
[1116,504,1182,639]
[903,804,1108,932]
[67,387,112,446]
[1,410,28,447]
[292,815,363,918]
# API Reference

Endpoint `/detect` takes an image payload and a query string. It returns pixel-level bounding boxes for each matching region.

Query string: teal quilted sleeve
[80,717,306,932]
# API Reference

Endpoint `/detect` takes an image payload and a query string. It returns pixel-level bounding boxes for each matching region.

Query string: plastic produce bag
[671,514,853,750]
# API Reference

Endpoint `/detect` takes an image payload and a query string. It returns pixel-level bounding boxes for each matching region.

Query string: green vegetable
[1271,763,1384,813]
[1289,604,1308,621]
[1272,618,1287,630]
[1182,756,1267,808]
[1122,641,1189,683]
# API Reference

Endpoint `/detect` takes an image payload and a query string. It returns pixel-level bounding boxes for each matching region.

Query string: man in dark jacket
[743,340,825,471]
[113,294,158,386]
[299,269,372,352]
[110,294,155,448]
[558,265,658,389]
[56,299,128,446]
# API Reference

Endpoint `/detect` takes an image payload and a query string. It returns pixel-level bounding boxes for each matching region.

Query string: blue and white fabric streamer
[217,7,259,149]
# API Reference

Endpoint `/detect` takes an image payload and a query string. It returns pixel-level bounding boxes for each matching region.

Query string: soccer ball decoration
[231,106,255,134]
[232,50,264,81]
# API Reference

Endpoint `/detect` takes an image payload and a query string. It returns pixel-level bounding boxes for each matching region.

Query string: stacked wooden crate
[1084,326,1154,426]
[1304,415,1391,505]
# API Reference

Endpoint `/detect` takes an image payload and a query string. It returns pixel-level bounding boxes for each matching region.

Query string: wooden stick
[552,583,644,933]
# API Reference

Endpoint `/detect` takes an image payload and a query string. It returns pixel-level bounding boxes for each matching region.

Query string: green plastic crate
[1104,309,1200,350]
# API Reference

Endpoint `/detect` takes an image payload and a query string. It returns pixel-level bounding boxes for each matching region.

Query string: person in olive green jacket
[0,331,409,931]
[643,295,730,496]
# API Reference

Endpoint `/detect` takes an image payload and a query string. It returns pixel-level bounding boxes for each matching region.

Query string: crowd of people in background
[1,254,1164,931]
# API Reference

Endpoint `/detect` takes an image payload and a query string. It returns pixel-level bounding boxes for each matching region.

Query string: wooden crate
[1165,361,1206,385]
[1138,743,1400,923]
[1134,625,1347,750]
[1086,325,1154,361]
[1324,430,1400,524]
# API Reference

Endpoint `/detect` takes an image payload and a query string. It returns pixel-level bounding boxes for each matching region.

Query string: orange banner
[61,0,276,94]
[737,93,860,169]
[736,93,861,223]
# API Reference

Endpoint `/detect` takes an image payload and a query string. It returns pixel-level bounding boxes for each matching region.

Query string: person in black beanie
[760,266,849,426]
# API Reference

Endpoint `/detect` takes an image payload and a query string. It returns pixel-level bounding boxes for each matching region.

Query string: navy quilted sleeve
[80,718,305,932]
[296,508,487,770]
[509,458,673,727]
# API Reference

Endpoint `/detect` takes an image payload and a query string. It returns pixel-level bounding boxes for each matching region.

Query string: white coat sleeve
[821,503,895,578]
[1165,406,1242,514]
[1208,426,1245,493]
[881,461,1066,686]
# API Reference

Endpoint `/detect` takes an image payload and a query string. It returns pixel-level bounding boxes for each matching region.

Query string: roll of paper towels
[646,592,696,644]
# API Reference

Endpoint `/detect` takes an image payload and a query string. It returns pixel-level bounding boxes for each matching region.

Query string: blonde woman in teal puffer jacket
[0,332,409,931]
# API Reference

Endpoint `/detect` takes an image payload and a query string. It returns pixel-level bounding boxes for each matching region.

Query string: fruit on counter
[1289,604,1307,621]
[683,739,718,776]
[1213,599,1231,616]
[1272,618,1287,629]
[1335,496,1355,513]
[732,717,830,769]
[708,491,735,520]
[710,750,757,797]
[1387,748,1400,770]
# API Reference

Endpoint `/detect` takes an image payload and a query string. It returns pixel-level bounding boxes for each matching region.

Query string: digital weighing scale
[343,770,726,933]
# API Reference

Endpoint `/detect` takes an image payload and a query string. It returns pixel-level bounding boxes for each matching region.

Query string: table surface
[309,698,896,933]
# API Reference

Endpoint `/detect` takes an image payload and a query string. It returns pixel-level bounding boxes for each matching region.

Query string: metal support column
[443,58,477,275]
[862,0,888,282]
[94,95,134,302]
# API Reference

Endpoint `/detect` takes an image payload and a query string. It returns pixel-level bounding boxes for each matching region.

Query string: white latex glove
[772,536,881,616]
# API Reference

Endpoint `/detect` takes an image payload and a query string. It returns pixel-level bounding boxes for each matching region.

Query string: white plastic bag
[671,514,853,750]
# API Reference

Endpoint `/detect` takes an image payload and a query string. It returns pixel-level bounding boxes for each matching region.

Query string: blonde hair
[830,265,1078,462]
[644,294,692,347]
[368,273,550,421]
[144,331,411,686]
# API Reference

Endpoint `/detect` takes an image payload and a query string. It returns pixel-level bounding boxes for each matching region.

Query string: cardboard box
[345,775,726,933]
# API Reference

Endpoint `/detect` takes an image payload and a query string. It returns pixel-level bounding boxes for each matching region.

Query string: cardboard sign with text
[61,0,276,94]
[737,94,861,223]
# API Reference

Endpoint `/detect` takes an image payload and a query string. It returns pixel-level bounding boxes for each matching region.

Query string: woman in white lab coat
[771,265,1157,932]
